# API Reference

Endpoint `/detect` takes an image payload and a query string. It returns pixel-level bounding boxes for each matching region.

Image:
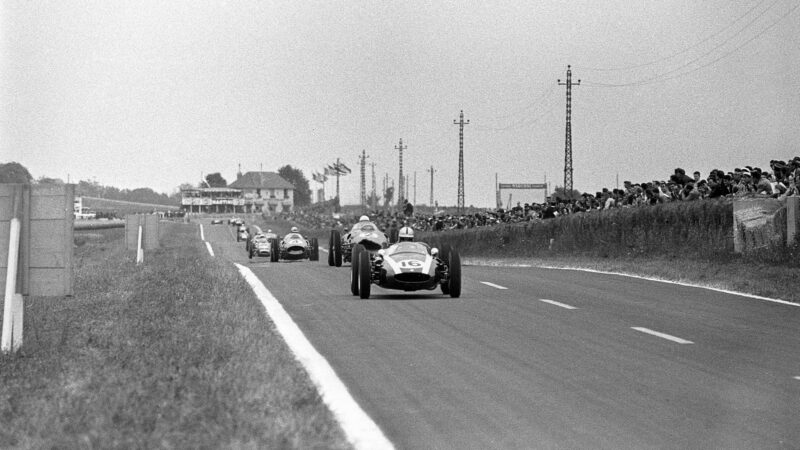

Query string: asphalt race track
[203,221,800,449]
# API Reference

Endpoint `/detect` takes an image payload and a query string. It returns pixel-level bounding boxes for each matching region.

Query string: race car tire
[310,238,319,261]
[350,245,363,295]
[270,239,279,262]
[358,248,371,299]
[439,244,452,294]
[447,250,462,298]
[332,230,343,267]
[328,231,335,266]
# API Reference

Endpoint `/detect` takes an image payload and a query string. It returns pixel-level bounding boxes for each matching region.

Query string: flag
[336,163,352,174]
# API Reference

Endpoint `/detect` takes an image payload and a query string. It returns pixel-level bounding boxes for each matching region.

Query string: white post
[2,218,21,353]
[136,224,144,265]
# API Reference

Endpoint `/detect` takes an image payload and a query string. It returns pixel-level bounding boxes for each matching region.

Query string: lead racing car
[349,227,461,299]
[270,227,319,262]
[328,216,390,267]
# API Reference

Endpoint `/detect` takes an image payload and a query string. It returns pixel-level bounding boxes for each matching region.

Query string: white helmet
[290,226,298,233]
[398,226,414,242]
[359,215,369,222]
[267,229,272,233]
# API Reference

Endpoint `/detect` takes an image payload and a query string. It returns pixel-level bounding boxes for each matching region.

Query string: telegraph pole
[427,166,436,207]
[395,138,406,207]
[558,65,580,196]
[370,162,377,210]
[413,171,417,205]
[454,110,469,213]
[358,150,369,211]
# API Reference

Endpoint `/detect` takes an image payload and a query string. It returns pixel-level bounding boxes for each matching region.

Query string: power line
[575,0,771,72]
[583,1,800,88]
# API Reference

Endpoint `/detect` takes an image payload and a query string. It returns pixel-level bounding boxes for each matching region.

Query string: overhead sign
[498,183,547,189]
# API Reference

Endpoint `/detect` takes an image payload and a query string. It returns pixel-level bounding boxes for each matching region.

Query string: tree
[384,186,394,208]
[205,172,227,187]
[278,165,311,206]
[0,162,33,183]
[551,186,582,202]
[36,176,65,185]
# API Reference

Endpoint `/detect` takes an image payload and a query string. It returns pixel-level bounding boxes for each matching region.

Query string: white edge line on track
[631,327,694,344]
[205,241,214,257]
[234,263,394,450]
[468,262,797,307]
[540,299,577,310]
[199,223,205,241]
[479,281,508,290]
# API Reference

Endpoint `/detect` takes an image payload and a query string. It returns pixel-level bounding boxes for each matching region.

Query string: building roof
[229,172,295,190]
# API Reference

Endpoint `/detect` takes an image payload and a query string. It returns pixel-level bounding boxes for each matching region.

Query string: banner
[498,183,547,189]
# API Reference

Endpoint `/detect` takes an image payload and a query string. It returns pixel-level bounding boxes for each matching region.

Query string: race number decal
[398,260,423,269]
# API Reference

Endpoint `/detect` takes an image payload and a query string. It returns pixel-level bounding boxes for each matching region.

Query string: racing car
[248,233,272,259]
[328,216,389,267]
[350,227,461,299]
[270,227,319,262]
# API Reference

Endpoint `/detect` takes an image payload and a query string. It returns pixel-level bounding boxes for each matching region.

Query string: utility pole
[496,173,501,209]
[428,166,436,206]
[370,162,377,210]
[454,110,469,214]
[558,65,580,197]
[358,150,369,211]
[413,171,417,205]
[427,166,436,207]
[395,138,406,206]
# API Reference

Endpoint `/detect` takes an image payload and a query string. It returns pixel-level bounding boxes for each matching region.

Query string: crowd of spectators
[285,156,800,233]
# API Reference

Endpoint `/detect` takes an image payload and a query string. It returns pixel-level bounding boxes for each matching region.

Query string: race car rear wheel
[350,245,363,296]
[447,250,462,298]
[358,248,371,299]
[270,239,279,262]
[310,238,319,261]
[332,230,343,267]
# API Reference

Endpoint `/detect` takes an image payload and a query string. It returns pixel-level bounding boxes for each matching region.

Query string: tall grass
[0,225,348,448]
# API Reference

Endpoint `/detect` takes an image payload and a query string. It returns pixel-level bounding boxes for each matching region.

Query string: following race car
[270,227,319,262]
[237,224,249,242]
[350,227,461,299]
[248,233,273,259]
[328,216,389,267]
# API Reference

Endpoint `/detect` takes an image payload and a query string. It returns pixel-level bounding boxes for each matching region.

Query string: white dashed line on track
[631,327,693,344]
[539,299,577,310]
[199,224,205,241]
[205,241,215,257]
[480,281,508,290]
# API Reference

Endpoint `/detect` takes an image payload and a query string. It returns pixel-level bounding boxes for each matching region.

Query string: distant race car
[211,218,223,225]
[270,229,319,262]
[237,225,248,242]
[230,218,244,226]
[350,241,461,299]
[329,217,389,267]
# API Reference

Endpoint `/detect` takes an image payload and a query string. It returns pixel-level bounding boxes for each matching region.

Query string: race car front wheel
[447,250,462,298]
[350,244,362,296]
[358,249,371,299]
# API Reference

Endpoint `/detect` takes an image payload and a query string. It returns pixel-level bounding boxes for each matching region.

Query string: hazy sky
[2,0,799,207]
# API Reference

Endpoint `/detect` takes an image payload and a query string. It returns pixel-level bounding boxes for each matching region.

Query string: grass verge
[0,224,349,449]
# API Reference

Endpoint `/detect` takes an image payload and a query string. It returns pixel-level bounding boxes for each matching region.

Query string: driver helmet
[398,226,414,242]
[359,215,369,222]
[267,229,272,233]
[290,226,298,233]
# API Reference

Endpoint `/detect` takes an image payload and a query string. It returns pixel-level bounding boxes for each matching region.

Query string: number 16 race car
[350,240,461,299]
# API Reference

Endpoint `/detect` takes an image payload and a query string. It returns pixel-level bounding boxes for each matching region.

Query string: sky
[2,0,799,208]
